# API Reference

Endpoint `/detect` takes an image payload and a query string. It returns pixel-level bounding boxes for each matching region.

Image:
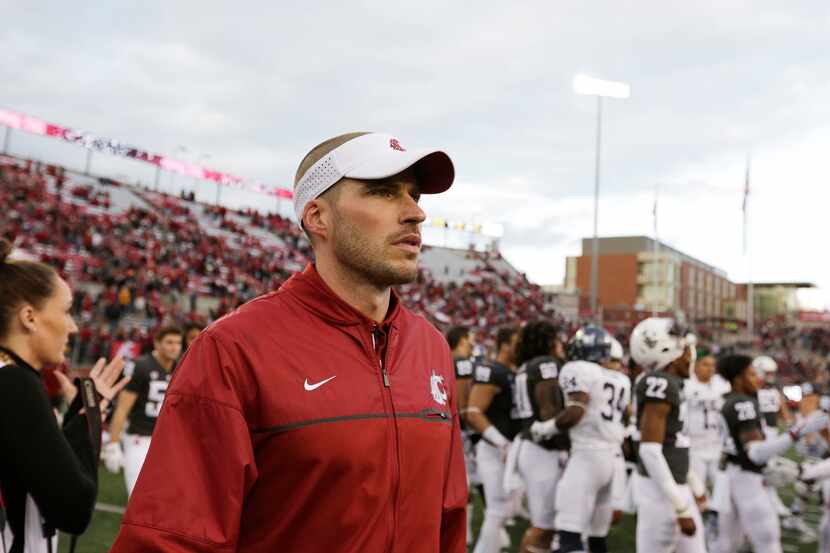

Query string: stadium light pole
[573,74,630,320]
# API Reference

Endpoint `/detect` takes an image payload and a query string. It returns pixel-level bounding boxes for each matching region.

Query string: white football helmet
[609,337,624,361]
[629,317,695,372]
[752,355,778,374]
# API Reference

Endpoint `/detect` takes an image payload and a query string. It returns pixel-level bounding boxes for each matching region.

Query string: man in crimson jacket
[111,132,467,552]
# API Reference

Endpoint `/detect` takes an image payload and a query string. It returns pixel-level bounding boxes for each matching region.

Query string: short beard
[329,206,418,287]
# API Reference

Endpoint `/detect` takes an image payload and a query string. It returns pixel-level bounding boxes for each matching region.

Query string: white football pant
[689,452,719,498]
[516,439,565,530]
[554,448,618,538]
[712,464,782,553]
[123,433,152,496]
[473,440,512,553]
[634,472,706,553]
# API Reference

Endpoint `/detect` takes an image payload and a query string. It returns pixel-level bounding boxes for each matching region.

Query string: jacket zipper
[371,330,391,388]
[372,325,399,553]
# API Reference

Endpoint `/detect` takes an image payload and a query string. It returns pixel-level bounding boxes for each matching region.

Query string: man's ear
[303,199,330,243]
[17,304,37,334]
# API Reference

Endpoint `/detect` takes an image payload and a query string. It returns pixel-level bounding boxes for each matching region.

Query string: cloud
[3,0,830,306]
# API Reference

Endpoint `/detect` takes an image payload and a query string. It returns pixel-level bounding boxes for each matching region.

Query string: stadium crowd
[2,154,828,382]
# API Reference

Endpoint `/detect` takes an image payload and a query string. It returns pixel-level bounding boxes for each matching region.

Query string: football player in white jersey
[532,325,630,553]
[751,355,811,537]
[685,354,729,496]
[684,353,729,546]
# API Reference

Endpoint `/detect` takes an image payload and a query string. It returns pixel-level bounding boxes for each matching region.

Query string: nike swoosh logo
[304,375,336,391]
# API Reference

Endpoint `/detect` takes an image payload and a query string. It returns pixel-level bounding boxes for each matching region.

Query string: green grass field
[65,466,823,552]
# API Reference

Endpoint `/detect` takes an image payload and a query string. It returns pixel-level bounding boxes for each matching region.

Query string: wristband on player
[482,426,510,449]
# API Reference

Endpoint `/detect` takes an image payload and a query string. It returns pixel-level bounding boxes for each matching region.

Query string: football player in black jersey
[713,354,828,553]
[629,317,706,553]
[466,326,520,553]
[511,320,566,553]
[105,326,183,495]
[447,325,475,425]
[445,325,478,546]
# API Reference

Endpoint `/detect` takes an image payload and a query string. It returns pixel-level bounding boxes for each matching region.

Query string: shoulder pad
[474,364,493,382]
[529,356,559,379]
[455,359,474,377]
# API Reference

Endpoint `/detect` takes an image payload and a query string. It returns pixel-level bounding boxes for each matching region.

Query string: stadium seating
[3,155,826,383]
[1,155,564,363]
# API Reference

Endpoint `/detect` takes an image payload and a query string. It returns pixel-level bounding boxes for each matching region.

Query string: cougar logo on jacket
[431,371,448,405]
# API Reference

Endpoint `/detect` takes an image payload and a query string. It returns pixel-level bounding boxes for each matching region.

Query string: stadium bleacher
[1,154,569,362]
[3,154,828,382]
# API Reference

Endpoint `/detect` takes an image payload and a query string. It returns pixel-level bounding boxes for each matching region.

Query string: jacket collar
[281,263,403,328]
[0,345,37,374]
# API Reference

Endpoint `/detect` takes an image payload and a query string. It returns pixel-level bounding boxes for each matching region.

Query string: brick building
[564,236,739,325]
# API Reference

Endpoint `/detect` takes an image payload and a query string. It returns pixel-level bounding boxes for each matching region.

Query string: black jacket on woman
[0,346,98,552]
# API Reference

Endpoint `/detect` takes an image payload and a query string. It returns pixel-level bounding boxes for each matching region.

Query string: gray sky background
[3,1,829,308]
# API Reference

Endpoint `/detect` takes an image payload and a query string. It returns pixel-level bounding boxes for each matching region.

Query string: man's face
[324,169,426,287]
[668,345,693,378]
[744,365,763,394]
[695,355,716,383]
[155,334,183,364]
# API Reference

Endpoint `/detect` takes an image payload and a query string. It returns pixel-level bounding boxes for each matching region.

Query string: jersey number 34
[601,382,626,422]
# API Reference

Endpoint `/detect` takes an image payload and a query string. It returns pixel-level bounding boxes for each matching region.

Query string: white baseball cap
[293,132,454,223]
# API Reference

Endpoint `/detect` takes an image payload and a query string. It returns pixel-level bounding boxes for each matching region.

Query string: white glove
[794,478,819,500]
[529,419,558,442]
[763,456,800,487]
[101,441,123,473]
[790,411,830,440]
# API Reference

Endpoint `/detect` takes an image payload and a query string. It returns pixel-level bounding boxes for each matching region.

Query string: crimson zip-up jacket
[111,264,467,553]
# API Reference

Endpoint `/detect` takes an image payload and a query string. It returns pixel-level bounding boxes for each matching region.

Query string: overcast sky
[3,1,829,308]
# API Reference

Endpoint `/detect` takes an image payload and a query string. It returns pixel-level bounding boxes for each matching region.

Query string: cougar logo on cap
[389,138,406,152]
